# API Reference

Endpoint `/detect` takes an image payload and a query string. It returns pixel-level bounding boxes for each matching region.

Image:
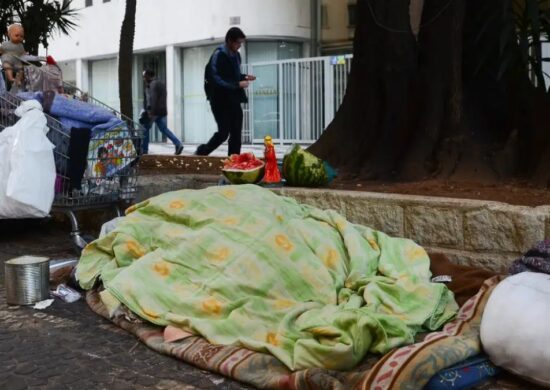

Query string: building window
[348,4,357,27]
[89,58,120,111]
[103,0,111,2]
[85,0,92,6]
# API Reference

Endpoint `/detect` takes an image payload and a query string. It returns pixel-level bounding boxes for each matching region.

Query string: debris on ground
[33,299,54,310]
[51,284,81,303]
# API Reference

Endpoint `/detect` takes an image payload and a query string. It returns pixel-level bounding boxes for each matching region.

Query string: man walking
[196,27,255,156]
[141,69,183,155]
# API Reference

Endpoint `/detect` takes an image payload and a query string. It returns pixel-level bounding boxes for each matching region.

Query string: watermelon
[222,153,265,184]
[282,145,329,187]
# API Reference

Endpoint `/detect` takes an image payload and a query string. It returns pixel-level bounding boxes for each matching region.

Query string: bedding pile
[77,185,458,371]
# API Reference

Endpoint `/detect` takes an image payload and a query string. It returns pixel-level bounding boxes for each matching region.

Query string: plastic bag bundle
[0,100,56,218]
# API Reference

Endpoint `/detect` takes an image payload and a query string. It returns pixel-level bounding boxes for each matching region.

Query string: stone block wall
[275,188,550,272]
[137,175,549,272]
[137,175,219,201]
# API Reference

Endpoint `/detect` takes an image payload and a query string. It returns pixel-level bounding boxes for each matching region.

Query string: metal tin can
[5,256,50,305]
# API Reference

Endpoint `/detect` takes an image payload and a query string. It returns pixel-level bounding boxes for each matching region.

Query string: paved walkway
[0,221,534,390]
[0,220,251,390]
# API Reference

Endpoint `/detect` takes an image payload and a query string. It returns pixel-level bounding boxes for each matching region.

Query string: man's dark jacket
[144,79,168,117]
[205,45,247,104]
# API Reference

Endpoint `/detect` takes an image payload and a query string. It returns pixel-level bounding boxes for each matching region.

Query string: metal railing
[243,54,352,145]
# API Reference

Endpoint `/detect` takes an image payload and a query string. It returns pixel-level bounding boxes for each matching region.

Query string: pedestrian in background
[140,69,183,155]
[196,27,255,156]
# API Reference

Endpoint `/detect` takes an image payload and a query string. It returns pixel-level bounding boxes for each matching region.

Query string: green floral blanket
[77,185,458,371]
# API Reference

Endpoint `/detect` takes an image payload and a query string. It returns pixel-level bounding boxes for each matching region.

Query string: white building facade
[47,0,315,144]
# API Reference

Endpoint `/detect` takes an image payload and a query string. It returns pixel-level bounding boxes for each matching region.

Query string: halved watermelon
[222,153,265,184]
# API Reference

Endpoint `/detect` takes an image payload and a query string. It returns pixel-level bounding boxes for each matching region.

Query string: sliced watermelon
[222,153,265,184]
[223,153,264,170]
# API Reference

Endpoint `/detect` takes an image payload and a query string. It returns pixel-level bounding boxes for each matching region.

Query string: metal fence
[243,54,352,145]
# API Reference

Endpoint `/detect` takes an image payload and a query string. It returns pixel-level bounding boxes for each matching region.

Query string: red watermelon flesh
[223,153,264,171]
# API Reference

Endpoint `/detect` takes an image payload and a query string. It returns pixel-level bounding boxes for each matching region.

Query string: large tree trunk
[118,0,136,120]
[309,0,550,186]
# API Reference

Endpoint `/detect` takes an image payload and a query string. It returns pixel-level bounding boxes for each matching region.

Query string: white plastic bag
[480,272,550,387]
[51,284,81,303]
[0,100,56,218]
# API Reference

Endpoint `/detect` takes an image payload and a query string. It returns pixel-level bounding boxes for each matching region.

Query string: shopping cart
[0,66,143,252]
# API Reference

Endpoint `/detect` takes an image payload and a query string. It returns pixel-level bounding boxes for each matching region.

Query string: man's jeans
[142,115,182,154]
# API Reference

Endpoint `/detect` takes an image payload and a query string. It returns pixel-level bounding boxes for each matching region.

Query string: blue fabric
[18,91,117,129]
[91,117,125,138]
[323,161,338,184]
[17,91,43,103]
[59,117,95,133]
[424,355,501,390]
[142,115,181,153]
[509,239,550,275]
[49,94,116,124]
[18,92,94,132]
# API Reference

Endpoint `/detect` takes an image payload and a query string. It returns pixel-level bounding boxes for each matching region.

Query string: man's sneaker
[175,145,183,155]
[194,144,208,156]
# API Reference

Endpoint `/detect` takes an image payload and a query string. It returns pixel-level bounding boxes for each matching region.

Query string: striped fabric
[86,276,502,390]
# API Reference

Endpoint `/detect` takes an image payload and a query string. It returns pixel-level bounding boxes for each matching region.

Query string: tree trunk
[309,0,416,178]
[309,0,550,186]
[118,0,136,120]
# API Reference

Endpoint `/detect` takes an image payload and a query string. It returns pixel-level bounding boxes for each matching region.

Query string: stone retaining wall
[138,175,550,272]
[276,188,550,272]
[137,175,220,201]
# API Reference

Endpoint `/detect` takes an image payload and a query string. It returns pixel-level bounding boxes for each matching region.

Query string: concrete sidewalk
[0,220,533,390]
[0,220,251,390]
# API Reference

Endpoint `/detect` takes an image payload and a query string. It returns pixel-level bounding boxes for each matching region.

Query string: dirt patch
[139,155,550,207]
[139,155,225,175]
[330,178,550,207]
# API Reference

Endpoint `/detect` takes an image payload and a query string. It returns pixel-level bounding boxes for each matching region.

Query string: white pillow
[481,272,550,387]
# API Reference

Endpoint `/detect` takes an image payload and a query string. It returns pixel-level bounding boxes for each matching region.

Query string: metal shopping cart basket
[0,87,143,252]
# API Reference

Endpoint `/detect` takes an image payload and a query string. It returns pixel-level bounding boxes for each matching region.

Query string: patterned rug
[86,276,502,389]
